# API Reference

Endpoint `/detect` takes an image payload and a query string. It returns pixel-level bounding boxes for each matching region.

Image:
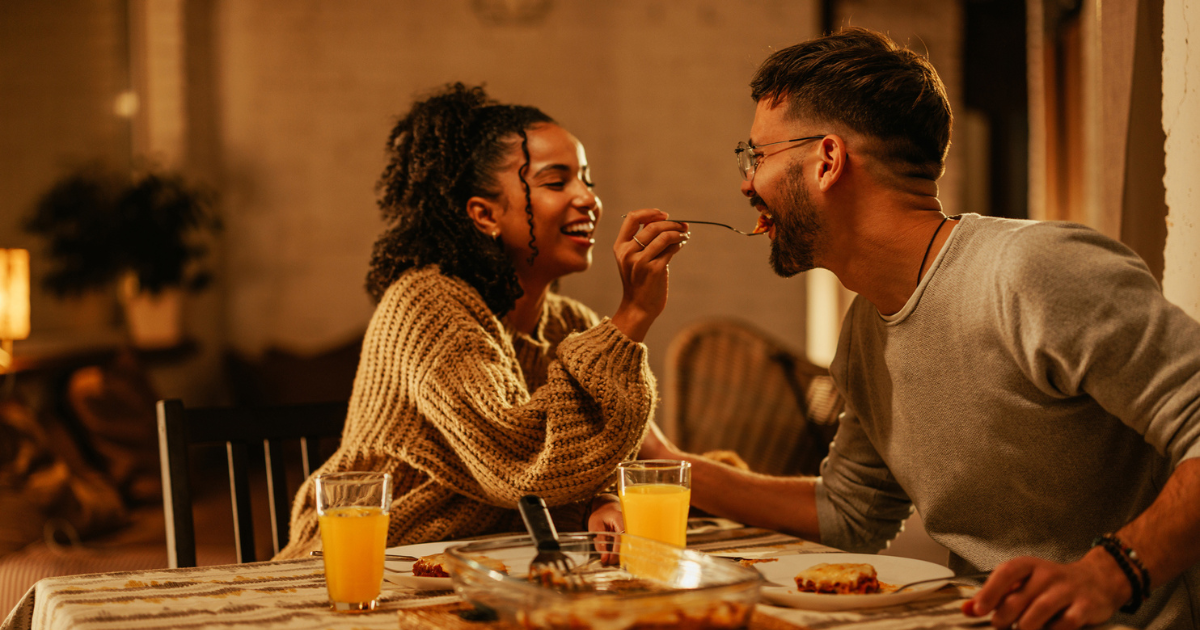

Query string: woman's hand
[587,493,623,565]
[610,209,690,342]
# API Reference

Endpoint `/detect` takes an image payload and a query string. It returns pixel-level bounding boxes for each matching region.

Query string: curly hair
[750,27,952,180]
[366,83,554,314]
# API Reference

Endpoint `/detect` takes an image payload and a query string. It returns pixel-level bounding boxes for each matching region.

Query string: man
[639,27,1200,630]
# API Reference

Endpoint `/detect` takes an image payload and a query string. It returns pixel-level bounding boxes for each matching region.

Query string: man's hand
[963,548,1131,630]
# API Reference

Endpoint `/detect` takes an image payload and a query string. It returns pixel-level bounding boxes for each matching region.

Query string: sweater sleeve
[402,277,655,509]
[995,223,1200,467]
[816,301,915,553]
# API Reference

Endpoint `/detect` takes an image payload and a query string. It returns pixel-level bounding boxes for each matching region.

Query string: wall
[0,1,131,342]
[1163,0,1200,318]
[211,0,822,381]
[804,0,966,368]
[832,0,965,216]
[1,1,823,402]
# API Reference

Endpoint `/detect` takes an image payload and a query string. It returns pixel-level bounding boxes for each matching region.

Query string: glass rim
[315,471,392,484]
[618,459,691,471]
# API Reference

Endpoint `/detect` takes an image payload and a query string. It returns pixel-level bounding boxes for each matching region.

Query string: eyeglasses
[734,135,826,180]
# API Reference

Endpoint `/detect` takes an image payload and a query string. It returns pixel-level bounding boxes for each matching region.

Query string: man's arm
[639,422,822,540]
[967,457,1200,630]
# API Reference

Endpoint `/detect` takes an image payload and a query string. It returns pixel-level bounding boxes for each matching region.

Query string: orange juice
[619,483,691,547]
[318,506,389,608]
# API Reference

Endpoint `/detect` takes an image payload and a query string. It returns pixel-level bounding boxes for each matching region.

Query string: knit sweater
[817,214,1200,629]
[276,266,656,559]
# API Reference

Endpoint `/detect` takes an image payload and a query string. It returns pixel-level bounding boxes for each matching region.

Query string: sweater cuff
[558,318,654,390]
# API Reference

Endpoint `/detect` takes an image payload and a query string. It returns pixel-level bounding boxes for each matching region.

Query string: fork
[620,214,765,237]
[756,570,992,592]
[310,550,419,562]
[669,219,765,236]
[518,494,584,591]
[889,571,992,593]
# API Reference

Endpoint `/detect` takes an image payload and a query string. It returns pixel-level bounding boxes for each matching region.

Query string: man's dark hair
[367,83,554,314]
[750,27,951,180]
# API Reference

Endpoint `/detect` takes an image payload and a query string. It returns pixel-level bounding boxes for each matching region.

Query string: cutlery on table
[310,550,419,562]
[756,570,991,593]
[889,571,991,593]
[518,494,585,591]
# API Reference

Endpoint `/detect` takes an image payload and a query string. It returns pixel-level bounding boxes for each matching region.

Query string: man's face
[742,99,824,277]
[768,161,821,277]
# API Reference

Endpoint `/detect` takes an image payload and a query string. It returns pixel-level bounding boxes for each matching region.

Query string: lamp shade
[0,248,30,340]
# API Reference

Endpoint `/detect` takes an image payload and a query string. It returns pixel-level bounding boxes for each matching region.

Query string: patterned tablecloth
[0,521,1127,630]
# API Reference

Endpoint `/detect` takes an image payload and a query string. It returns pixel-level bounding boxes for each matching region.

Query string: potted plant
[24,163,221,348]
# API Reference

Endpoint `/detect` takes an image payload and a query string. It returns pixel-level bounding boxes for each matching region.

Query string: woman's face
[491,123,601,286]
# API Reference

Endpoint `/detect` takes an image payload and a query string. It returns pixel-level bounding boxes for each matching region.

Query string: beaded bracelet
[1101,534,1151,595]
[1092,534,1151,614]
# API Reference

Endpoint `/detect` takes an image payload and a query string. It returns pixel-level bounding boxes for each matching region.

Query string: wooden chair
[155,399,347,568]
[661,318,844,477]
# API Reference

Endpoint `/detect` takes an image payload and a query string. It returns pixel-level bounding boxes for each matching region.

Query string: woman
[275,83,689,558]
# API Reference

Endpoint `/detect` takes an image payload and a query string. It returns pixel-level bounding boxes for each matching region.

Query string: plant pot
[119,272,183,349]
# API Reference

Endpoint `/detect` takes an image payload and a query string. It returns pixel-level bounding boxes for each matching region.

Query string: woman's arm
[403,276,655,508]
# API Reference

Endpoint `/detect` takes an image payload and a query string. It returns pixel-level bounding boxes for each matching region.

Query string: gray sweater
[817,214,1200,629]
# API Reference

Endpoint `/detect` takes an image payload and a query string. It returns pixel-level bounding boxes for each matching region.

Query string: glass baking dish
[445,532,762,630]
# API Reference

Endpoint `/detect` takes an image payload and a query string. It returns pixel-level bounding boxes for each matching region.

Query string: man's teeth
[562,221,595,236]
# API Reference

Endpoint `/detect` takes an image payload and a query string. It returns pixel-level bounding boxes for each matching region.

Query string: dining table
[1,518,1132,630]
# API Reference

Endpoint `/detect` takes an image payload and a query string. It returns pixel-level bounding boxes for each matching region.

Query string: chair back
[156,399,346,568]
[662,318,843,476]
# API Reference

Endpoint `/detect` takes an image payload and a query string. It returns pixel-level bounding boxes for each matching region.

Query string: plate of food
[756,553,956,611]
[382,541,480,590]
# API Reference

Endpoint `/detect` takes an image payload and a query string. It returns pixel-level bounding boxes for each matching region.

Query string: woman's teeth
[561,221,595,237]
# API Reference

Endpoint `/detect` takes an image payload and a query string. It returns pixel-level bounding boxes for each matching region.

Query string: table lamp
[0,248,31,373]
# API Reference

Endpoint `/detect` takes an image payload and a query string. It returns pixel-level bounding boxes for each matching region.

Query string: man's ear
[814,134,847,192]
[465,196,504,237]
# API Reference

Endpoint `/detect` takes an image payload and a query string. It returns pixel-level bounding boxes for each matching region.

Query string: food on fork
[753,213,773,235]
[794,562,881,594]
[411,552,507,578]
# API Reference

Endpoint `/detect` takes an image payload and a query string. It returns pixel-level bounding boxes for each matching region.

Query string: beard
[766,161,823,278]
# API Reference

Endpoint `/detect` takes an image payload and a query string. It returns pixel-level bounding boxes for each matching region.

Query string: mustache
[749,195,767,209]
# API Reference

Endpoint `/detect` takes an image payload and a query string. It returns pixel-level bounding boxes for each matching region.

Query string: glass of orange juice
[618,460,691,547]
[316,472,392,612]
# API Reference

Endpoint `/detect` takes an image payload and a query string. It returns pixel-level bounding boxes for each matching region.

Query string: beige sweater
[276,266,656,559]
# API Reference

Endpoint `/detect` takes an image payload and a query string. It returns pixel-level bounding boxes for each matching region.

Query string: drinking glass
[618,460,692,547]
[316,471,392,612]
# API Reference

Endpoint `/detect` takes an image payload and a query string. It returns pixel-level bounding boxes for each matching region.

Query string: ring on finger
[632,235,647,249]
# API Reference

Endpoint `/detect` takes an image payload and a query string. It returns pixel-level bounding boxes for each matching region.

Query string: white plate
[381,541,458,590]
[756,553,955,611]
[708,549,794,560]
